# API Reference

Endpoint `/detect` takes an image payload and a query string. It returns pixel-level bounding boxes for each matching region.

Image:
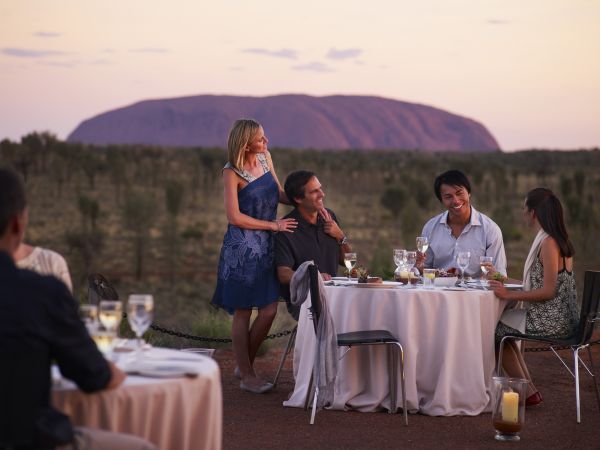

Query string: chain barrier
[122,313,599,350]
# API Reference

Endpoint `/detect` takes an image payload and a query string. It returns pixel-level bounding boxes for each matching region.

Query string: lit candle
[501,391,519,423]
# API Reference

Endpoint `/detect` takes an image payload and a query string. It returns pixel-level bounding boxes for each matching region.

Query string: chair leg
[586,346,600,414]
[393,342,408,426]
[304,372,314,411]
[496,336,511,376]
[575,346,582,423]
[387,344,396,414]
[272,327,296,387]
[310,386,319,425]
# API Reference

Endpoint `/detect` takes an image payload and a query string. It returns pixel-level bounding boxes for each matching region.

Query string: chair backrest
[87,273,119,305]
[308,264,321,334]
[575,270,600,344]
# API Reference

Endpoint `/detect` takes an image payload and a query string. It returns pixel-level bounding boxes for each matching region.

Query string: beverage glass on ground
[344,253,357,281]
[128,295,154,352]
[423,269,436,289]
[79,304,99,334]
[480,256,493,289]
[99,300,122,333]
[456,251,471,287]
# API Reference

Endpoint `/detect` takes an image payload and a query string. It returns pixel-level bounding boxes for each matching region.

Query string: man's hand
[319,208,344,242]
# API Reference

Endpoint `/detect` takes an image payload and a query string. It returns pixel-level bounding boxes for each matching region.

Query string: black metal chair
[272,325,297,388]
[304,264,407,425]
[497,270,600,423]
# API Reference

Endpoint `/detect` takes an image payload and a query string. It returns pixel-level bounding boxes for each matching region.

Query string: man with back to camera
[275,170,352,320]
[416,169,507,278]
[0,167,155,450]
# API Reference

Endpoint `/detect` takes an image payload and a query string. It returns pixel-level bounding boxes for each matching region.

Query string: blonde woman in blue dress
[212,119,297,393]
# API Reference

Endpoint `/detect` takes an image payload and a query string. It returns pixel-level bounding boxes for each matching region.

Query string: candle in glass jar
[501,391,519,423]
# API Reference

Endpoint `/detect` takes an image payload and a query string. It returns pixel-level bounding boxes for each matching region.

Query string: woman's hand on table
[488,280,510,299]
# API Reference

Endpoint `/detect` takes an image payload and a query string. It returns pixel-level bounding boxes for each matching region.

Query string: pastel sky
[1,0,599,150]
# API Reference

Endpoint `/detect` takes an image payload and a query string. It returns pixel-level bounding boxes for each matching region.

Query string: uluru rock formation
[68,94,500,151]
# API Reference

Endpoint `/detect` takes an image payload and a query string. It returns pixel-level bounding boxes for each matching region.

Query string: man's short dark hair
[433,170,471,202]
[284,170,315,207]
[0,168,26,235]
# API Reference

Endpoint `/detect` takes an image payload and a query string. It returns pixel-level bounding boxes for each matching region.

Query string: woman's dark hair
[526,188,574,257]
[0,168,26,235]
[434,170,471,202]
[284,170,316,207]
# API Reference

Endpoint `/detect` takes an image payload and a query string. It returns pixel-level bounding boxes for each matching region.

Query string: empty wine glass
[456,251,471,287]
[344,253,357,281]
[416,236,429,254]
[128,295,154,351]
[99,300,122,333]
[393,249,406,270]
[79,304,99,334]
[480,256,493,289]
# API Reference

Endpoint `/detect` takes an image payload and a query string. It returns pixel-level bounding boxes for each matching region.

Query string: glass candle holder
[491,376,529,442]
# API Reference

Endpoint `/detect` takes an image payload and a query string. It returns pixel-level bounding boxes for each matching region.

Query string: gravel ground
[214,336,600,450]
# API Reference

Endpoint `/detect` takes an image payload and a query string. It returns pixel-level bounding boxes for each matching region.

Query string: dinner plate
[332,277,356,281]
[124,362,199,378]
[504,284,523,290]
[351,281,402,289]
[442,287,467,291]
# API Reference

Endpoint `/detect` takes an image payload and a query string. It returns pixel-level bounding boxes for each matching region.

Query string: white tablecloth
[284,285,506,416]
[53,347,222,450]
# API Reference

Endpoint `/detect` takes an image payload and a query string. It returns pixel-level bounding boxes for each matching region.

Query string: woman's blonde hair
[227,118,262,171]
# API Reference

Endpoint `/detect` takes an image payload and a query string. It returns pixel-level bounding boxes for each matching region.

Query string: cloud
[242,48,298,59]
[291,61,333,73]
[1,47,66,58]
[33,31,61,38]
[486,19,510,25]
[326,48,362,60]
[129,48,169,53]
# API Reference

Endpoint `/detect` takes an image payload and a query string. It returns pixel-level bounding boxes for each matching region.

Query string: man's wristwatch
[339,235,348,245]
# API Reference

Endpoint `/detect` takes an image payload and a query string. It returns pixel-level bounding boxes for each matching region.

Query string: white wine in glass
[480,256,493,289]
[416,236,429,254]
[99,300,122,333]
[344,252,357,281]
[127,295,154,351]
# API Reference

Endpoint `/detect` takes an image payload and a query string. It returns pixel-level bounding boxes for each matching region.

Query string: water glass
[416,236,429,254]
[99,300,122,333]
[423,269,436,289]
[344,253,357,281]
[480,255,493,289]
[79,304,99,334]
[456,251,471,287]
[127,295,154,350]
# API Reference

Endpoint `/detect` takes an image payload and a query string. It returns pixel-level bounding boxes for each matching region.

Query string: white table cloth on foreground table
[52,347,222,450]
[284,285,506,416]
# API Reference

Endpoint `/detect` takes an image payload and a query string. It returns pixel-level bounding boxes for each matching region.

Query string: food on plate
[366,276,383,284]
[491,272,506,282]
[355,266,369,283]
[436,268,458,277]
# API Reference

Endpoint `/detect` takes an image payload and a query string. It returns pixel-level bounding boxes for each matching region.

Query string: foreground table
[53,347,222,450]
[284,284,505,416]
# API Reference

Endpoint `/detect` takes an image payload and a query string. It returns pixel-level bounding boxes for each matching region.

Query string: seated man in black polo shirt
[275,170,351,320]
[0,168,154,450]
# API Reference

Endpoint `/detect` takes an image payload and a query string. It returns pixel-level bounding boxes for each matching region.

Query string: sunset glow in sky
[1,0,599,150]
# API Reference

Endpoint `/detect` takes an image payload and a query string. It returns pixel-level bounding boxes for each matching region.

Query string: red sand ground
[214,340,600,450]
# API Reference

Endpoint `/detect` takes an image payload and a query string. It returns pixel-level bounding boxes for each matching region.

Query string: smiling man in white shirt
[417,169,507,278]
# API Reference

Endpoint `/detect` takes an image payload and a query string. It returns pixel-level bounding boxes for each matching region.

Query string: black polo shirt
[0,251,111,448]
[275,207,342,305]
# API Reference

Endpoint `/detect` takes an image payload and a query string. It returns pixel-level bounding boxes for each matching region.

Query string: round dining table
[283,282,507,416]
[52,347,222,450]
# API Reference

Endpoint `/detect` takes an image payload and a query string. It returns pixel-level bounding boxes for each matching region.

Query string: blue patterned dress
[211,154,280,314]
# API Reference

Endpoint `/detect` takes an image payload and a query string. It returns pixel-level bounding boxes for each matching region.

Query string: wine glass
[127,295,154,351]
[405,251,417,286]
[99,300,122,333]
[393,249,406,270]
[456,251,471,287]
[480,256,493,289]
[344,253,357,281]
[79,304,99,334]
[416,236,429,254]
